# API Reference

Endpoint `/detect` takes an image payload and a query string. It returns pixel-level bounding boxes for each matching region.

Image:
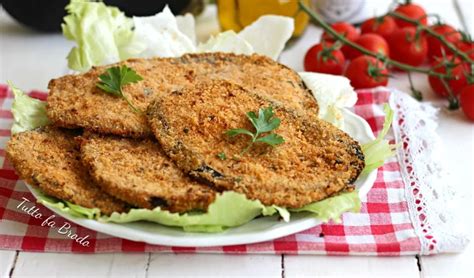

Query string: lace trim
[390,91,470,254]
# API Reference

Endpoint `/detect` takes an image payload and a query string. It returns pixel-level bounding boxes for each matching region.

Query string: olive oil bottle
[216,0,310,37]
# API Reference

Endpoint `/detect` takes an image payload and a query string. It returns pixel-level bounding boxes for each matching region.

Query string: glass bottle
[216,0,310,37]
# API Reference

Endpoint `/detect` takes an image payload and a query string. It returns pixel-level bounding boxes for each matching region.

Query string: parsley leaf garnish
[97,65,143,112]
[226,106,285,155]
[217,152,227,160]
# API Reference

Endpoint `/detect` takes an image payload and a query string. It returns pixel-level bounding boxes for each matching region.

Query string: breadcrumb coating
[147,80,364,208]
[79,134,217,212]
[47,53,317,138]
[6,128,129,215]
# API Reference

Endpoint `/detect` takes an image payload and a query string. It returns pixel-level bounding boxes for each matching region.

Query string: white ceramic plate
[26,109,376,247]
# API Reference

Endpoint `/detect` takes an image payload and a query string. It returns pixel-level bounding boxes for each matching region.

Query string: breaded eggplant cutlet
[47,52,318,138]
[147,80,365,209]
[79,134,217,212]
[6,127,129,215]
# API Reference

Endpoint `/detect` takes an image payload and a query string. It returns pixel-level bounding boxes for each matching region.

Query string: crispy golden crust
[79,134,217,212]
[5,128,129,215]
[147,80,364,208]
[47,70,151,138]
[47,52,317,138]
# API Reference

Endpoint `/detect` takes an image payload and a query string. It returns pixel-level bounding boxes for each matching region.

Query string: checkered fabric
[0,84,423,255]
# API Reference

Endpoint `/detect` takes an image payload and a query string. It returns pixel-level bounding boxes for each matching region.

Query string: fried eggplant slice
[6,127,129,215]
[147,80,364,209]
[79,134,217,212]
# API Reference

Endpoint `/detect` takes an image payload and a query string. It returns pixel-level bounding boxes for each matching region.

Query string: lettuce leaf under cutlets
[290,191,361,223]
[298,72,357,129]
[8,81,50,134]
[197,31,254,55]
[62,0,135,71]
[103,191,288,232]
[32,186,287,232]
[36,188,100,219]
[33,185,359,233]
[128,6,196,59]
[360,104,397,175]
[237,15,294,60]
[63,1,196,72]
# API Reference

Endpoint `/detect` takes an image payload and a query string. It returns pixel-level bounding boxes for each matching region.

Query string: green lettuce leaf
[237,15,294,60]
[8,81,50,134]
[197,30,254,55]
[128,6,196,58]
[298,72,357,129]
[290,191,360,223]
[361,104,397,175]
[33,188,289,232]
[62,0,134,71]
[62,2,197,71]
[33,187,359,232]
[103,191,287,232]
[35,188,100,219]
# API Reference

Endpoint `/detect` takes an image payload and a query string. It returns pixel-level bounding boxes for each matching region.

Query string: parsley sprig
[216,152,227,160]
[226,106,285,155]
[97,65,143,112]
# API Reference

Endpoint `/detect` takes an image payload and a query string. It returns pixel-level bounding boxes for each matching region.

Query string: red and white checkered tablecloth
[0,84,431,255]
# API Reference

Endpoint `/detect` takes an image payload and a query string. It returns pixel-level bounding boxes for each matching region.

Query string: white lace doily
[390,91,470,254]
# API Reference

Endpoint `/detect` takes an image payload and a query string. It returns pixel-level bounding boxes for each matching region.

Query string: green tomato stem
[240,142,254,156]
[440,78,460,110]
[407,72,423,100]
[121,90,142,113]
[239,133,257,156]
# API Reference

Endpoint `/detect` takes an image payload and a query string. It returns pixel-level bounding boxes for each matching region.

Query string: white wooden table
[0,1,472,277]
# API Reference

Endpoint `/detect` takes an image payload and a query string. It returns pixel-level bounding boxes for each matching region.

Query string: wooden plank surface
[11,252,149,278]
[420,242,474,278]
[454,0,473,34]
[0,250,17,278]
[284,255,420,278]
[147,254,282,277]
[0,7,73,91]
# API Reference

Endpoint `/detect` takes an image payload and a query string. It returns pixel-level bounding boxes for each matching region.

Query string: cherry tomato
[322,22,360,42]
[361,16,398,40]
[456,39,474,55]
[393,3,428,28]
[388,27,427,66]
[460,84,474,121]
[427,24,462,61]
[428,56,468,97]
[304,42,345,75]
[345,55,389,89]
[455,39,474,71]
[321,22,360,57]
[346,33,390,60]
[456,39,474,61]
